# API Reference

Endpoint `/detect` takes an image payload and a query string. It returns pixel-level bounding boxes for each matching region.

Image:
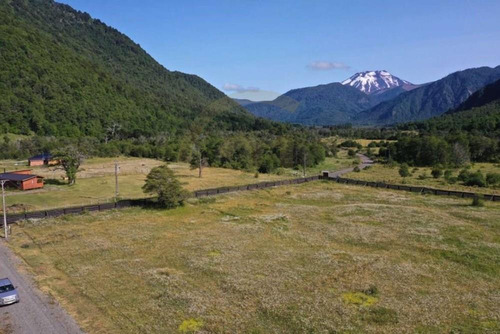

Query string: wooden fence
[5,173,499,225]
[4,176,320,224]
[322,173,500,202]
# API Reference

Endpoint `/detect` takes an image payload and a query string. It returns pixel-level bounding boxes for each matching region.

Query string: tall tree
[143,165,187,208]
[55,145,86,185]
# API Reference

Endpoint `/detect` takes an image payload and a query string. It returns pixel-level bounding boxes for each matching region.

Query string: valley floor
[1,155,357,212]
[7,181,500,333]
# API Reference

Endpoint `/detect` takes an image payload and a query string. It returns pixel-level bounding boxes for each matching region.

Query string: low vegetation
[346,162,500,194]
[8,182,500,333]
[1,154,355,212]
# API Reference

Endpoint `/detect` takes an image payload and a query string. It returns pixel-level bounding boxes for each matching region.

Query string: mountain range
[0,0,258,138]
[401,78,500,137]
[240,66,500,126]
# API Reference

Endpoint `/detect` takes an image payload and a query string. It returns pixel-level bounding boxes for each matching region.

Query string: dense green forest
[0,131,326,174]
[382,81,500,166]
[0,0,264,138]
[0,0,330,173]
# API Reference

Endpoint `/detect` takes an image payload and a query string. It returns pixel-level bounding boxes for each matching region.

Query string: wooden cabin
[0,170,44,190]
[28,153,58,166]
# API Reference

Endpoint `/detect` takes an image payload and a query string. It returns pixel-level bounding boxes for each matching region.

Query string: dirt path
[0,240,83,334]
[323,153,373,178]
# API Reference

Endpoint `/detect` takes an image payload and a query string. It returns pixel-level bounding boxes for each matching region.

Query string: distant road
[323,153,374,178]
[0,241,83,334]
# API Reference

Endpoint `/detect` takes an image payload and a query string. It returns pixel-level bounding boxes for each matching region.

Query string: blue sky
[59,0,500,100]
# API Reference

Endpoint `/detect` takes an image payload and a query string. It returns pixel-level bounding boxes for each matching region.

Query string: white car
[0,278,20,306]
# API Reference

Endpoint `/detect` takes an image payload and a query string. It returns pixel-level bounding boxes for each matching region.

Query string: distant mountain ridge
[242,70,418,125]
[355,66,500,125]
[241,66,500,126]
[244,83,372,126]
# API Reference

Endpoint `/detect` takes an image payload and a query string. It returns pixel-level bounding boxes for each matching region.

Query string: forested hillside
[0,0,257,138]
[389,81,500,166]
[449,78,500,113]
[245,83,373,125]
[355,66,500,125]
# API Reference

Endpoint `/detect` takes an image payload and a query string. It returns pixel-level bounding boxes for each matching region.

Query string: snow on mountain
[342,70,412,94]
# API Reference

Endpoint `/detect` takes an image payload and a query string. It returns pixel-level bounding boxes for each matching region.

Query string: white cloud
[307,61,350,71]
[223,83,260,93]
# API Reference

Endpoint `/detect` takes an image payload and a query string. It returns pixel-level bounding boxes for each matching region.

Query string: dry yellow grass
[1,155,355,212]
[7,182,500,333]
[1,157,290,211]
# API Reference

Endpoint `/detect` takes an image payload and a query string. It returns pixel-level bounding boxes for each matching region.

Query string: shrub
[463,171,487,187]
[458,169,471,182]
[348,149,356,157]
[353,166,361,172]
[418,173,428,180]
[486,173,500,186]
[431,167,443,179]
[340,140,362,149]
[444,169,453,180]
[275,168,285,176]
[142,165,188,208]
[447,177,458,184]
[254,172,259,178]
[471,196,484,207]
[399,163,410,177]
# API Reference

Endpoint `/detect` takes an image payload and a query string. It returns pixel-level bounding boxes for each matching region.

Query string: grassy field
[6,182,500,333]
[322,137,395,148]
[1,155,355,212]
[346,163,500,195]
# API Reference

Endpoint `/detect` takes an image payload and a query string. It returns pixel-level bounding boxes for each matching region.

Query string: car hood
[0,290,18,298]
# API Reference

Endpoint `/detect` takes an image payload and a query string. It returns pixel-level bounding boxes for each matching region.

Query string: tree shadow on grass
[44,178,67,186]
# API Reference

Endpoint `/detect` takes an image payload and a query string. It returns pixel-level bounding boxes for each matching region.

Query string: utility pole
[303,151,307,177]
[1,180,7,240]
[114,162,119,201]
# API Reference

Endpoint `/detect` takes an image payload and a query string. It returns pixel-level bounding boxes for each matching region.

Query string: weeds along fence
[5,176,320,224]
[323,173,500,202]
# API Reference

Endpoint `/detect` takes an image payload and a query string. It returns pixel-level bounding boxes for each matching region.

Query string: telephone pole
[303,151,307,177]
[114,162,119,201]
[1,180,7,240]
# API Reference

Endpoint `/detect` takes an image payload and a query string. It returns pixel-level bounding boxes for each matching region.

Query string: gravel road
[0,240,83,334]
[323,153,374,178]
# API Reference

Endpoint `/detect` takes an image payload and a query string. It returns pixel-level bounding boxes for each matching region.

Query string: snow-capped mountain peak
[342,70,412,94]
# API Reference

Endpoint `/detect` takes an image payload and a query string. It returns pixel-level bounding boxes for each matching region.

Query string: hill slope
[0,0,255,138]
[400,79,500,137]
[449,78,500,113]
[244,83,373,125]
[354,66,500,125]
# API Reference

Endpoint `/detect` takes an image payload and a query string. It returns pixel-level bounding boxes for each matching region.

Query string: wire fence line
[323,174,500,202]
[4,174,499,225]
[4,176,321,224]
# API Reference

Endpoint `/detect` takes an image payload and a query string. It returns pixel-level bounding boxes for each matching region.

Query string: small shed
[0,170,44,191]
[28,153,57,166]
